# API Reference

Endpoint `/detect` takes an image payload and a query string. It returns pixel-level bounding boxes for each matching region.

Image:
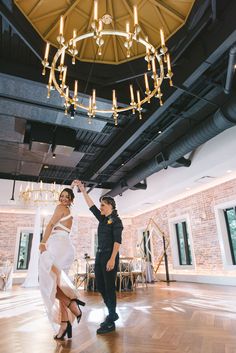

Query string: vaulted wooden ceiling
[14,0,195,64]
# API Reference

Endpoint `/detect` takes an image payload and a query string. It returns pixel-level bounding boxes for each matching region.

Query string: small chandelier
[19,181,61,204]
[42,1,173,125]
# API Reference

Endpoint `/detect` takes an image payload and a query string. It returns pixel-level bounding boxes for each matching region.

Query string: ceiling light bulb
[53,154,56,159]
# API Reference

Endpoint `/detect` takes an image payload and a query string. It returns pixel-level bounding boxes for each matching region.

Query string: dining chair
[117,257,134,292]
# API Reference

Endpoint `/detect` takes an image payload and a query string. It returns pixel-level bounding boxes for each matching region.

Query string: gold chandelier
[42,1,173,125]
[19,181,61,204]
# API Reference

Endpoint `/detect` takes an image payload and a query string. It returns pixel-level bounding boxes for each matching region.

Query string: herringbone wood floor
[0,282,236,353]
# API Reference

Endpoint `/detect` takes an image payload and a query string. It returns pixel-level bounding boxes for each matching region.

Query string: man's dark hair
[100,195,116,210]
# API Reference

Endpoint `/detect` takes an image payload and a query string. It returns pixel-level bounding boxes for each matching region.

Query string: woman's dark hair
[59,188,75,202]
[99,195,116,210]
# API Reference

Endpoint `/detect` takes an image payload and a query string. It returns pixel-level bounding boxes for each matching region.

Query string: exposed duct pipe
[129,180,147,191]
[106,95,236,197]
[224,45,236,94]
[170,157,192,168]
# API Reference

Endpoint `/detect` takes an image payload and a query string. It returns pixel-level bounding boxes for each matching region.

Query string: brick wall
[0,213,35,261]
[130,178,236,278]
[1,178,236,281]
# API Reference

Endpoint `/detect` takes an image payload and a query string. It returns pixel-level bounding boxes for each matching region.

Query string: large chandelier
[19,181,61,204]
[42,1,173,125]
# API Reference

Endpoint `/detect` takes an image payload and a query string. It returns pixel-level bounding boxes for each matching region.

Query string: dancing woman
[39,187,85,340]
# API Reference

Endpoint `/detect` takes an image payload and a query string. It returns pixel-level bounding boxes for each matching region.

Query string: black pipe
[106,95,236,197]
[163,236,170,285]
[170,157,192,168]
[211,0,217,22]
[224,45,236,94]
[10,178,16,201]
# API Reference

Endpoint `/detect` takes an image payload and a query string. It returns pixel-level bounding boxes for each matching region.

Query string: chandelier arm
[43,14,173,122]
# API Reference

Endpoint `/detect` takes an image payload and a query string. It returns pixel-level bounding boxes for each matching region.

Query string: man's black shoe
[96,322,115,334]
[100,313,119,327]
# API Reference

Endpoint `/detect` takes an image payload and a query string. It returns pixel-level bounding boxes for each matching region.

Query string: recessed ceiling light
[121,163,125,166]
[227,169,232,173]
[44,165,49,169]
[158,130,162,134]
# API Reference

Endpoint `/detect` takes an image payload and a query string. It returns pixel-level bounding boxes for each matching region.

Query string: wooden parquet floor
[0,282,236,353]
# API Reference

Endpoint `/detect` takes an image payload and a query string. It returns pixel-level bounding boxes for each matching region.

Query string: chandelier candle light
[42,1,173,125]
[19,181,62,204]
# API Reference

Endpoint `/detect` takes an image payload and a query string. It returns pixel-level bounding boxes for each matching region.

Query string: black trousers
[95,251,119,317]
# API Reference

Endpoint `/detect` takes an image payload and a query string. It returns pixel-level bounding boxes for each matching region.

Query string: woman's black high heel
[67,298,85,324]
[54,321,72,340]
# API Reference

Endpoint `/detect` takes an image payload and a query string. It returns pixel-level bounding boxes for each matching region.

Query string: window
[17,231,33,270]
[175,221,192,265]
[224,207,236,265]
[91,229,98,257]
[142,230,152,262]
[94,231,98,256]
[169,216,195,269]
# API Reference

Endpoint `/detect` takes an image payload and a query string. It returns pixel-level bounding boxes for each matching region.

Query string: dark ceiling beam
[0,171,116,189]
[0,93,109,134]
[81,0,236,182]
[101,86,224,182]
[0,0,44,61]
[0,57,105,92]
[0,92,110,124]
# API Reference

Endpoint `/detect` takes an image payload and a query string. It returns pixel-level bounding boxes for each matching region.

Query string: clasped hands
[71,180,85,192]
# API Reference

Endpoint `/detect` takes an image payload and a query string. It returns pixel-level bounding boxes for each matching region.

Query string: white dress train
[39,212,78,330]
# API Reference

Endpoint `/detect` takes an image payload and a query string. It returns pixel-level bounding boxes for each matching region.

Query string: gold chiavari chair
[131,257,148,289]
[0,260,13,291]
[85,258,96,291]
[71,259,87,290]
[117,257,134,292]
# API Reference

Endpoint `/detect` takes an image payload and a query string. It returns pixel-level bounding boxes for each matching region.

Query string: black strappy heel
[67,298,86,324]
[54,321,72,340]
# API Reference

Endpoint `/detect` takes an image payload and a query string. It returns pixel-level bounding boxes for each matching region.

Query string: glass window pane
[142,231,152,262]
[94,232,98,255]
[184,223,192,265]
[17,232,33,270]
[175,222,192,265]
[225,208,236,264]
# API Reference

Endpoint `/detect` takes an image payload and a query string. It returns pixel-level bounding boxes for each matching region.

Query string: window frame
[168,215,195,270]
[215,201,236,269]
[137,227,154,265]
[142,230,152,263]
[91,228,98,257]
[14,227,34,272]
[175,221,192,266]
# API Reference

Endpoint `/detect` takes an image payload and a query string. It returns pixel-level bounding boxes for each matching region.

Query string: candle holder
[41,6,173,125]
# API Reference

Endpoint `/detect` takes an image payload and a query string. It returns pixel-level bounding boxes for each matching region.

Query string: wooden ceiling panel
[14,0,195,64]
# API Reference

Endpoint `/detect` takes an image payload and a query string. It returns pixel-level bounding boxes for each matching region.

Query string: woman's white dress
[39,211,78,330]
